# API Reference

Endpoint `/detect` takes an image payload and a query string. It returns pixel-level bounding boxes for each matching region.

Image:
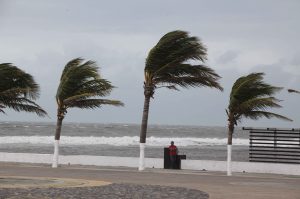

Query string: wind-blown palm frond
[144,30,222,92]
[235,97,282,114]
[288,89,300,94]
[146,31,207,73]
[154,64,222,90]
[5,101,47,117]
[0,63,47,117]
[56,58,123,119]
[0,63,39,99]
[56,57,123,115]
[0,105,5,114]
[243,111,292,121]
[66,99,124,109]
[57,59,101,101]
[229,73,282,111]
[227,73,291,126]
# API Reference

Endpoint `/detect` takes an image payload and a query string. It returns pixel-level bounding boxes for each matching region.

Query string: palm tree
[226,73,292,176]
[0,63,47,116]
[139,30,223,171]
[52,58,124,168]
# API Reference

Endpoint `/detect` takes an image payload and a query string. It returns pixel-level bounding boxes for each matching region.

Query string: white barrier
[0,152,163,168]
[0,152,299,175]
[181,159,300,175]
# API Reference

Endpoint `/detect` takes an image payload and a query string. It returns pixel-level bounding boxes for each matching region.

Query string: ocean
[0,122,250,161]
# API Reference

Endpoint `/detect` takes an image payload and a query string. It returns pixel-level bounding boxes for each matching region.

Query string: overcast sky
[0,0,299,128]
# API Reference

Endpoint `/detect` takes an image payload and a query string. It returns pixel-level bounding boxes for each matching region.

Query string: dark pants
[170,155,176,169]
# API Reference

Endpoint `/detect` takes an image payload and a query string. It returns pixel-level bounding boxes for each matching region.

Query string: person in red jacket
[169,141,178,169]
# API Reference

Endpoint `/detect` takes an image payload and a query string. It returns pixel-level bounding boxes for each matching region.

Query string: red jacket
[169,145,177,156]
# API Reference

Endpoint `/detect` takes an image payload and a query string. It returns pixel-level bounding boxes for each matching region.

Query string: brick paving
[0,183,209,199]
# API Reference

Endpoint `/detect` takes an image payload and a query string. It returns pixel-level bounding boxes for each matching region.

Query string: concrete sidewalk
[0,163,300,199]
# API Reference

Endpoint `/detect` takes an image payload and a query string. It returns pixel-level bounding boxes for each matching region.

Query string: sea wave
[0,136,249,146]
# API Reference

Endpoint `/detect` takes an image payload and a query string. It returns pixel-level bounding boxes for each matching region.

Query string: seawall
[0,152,299,176]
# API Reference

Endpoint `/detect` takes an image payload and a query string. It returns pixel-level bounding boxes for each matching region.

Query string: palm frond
[72,79,114,98]
[229,73,282,110]
[63,93,96,104]
[231,73,282,102]
[0,88,33,97]
[56,58,123,114]
[237,97,282,112]
[227,72,291,126]
[143,30,222,93]
[243,111,292,122]
[0,63,40,99]
[4,99,47,117]
[154,64,223,90]
[288,89,300,94]
[0,63,47,117]
[146,30,207,75]
[0,104,6,114]
[66,99,124,109]
[60,58,84,81]
[57,58,102,101]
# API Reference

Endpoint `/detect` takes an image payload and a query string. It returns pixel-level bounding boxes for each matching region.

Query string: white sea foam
[0,136,249,146]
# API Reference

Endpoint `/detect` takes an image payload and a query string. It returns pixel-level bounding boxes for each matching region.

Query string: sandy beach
[0,162,300,199]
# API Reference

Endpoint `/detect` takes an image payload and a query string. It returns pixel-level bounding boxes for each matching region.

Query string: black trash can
[164,148,185,169]
[164,147,171,169]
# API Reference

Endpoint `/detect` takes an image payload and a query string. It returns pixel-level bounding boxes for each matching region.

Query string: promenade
[0,162,300,199]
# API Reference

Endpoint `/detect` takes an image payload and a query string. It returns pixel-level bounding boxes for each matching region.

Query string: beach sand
[0,162,300,199]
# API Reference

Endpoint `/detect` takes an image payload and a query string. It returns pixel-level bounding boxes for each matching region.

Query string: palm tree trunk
[139,94,151,171]
[227,120,234,176]
[52,116,63,168]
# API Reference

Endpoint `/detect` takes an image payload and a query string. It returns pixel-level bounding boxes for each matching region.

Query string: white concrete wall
[181,159,300,175]
[0,152,299,176]
[0,152,52,164]
[0,152,163,168]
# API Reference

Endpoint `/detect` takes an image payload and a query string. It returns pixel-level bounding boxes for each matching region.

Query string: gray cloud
[216,50,239,65]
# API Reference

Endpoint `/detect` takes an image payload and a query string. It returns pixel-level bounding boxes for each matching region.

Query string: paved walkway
[0,163,300,199]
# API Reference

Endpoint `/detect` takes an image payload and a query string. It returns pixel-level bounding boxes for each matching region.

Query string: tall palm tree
[226,72,292,176]
[0,63,47,116]
[139,30,223,171]
[52,58,124,168]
